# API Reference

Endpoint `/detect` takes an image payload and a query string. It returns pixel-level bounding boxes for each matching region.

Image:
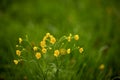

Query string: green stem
[37,62,46,80]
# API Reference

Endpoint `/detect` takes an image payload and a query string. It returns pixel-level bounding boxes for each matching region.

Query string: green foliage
[0,0,120,80]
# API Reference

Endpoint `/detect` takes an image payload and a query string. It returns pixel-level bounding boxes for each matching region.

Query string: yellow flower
[50,36,56,44]
[16,50,21,56]
[43,36,47,41]
[46,32,50,37]
[19,37,22,44]
[43,33,51,41]
[74,35,79,40]
[33,46,38,51]
[67,48,71,54]
[54,50,60,57]
[60,48,66,55]
[99,64,105,70]
[14,60,18,65]
[40,41,46,48]
[79,48,83,53]
[42,48,47,54]
[67,36,71,42]
[35,52,41,59]
[67,33,72,42]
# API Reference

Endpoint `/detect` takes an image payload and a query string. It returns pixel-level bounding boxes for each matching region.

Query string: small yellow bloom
[14,60,18,65]
[67,48,71,54]
[74,35,79,40]
[67,34,72,42]
[43,36,47,41]
[46,33,50,37]
[19,37,22,44]
[50,36,56,44]
[42,48,47,54]
[67,36,71,42]
[79,48,83,53]
[33,46,38,51]
[60,48,66,55]
[99,64,105,70]
[16,50,21,56]
[35,52,41,59]
[54,50,60,57]
[40,41,46,48]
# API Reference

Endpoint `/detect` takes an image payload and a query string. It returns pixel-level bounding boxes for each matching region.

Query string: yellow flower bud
[14,60,18,65]
[99,64,105,70]
[19,38,22,44]
[79,48,83,53]
[33,46,38,51]
[67,48,71,54]
[46,33,50,37]
[67,36,71,42]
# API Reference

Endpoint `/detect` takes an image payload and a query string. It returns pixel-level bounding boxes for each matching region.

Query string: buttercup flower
[74,35,79,40]
[43,33,51,41]
[79,48,83,53]
[43,36,47,41]
[14,60,18,65]
[67,48,71,54]
[42,48,47,54]
[40,41,46,48]
[16,50,21,56]
[67,33,72,42]
[33,46,38,51]
[54,50,60,57]
[46,33,50,37]
[50,35,56,44]
[35,52,41,59]
[67,36,71,42]
[19,37,22,44]
[99,64,105,70]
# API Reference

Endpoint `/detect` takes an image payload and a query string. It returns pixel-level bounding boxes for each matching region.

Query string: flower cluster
[13,33,84,65]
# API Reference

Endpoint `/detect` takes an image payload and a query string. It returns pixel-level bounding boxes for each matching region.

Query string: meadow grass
[0,24,119,80]
[0,0,120,80]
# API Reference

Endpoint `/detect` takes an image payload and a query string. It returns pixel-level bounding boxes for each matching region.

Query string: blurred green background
[0,0,120,80]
